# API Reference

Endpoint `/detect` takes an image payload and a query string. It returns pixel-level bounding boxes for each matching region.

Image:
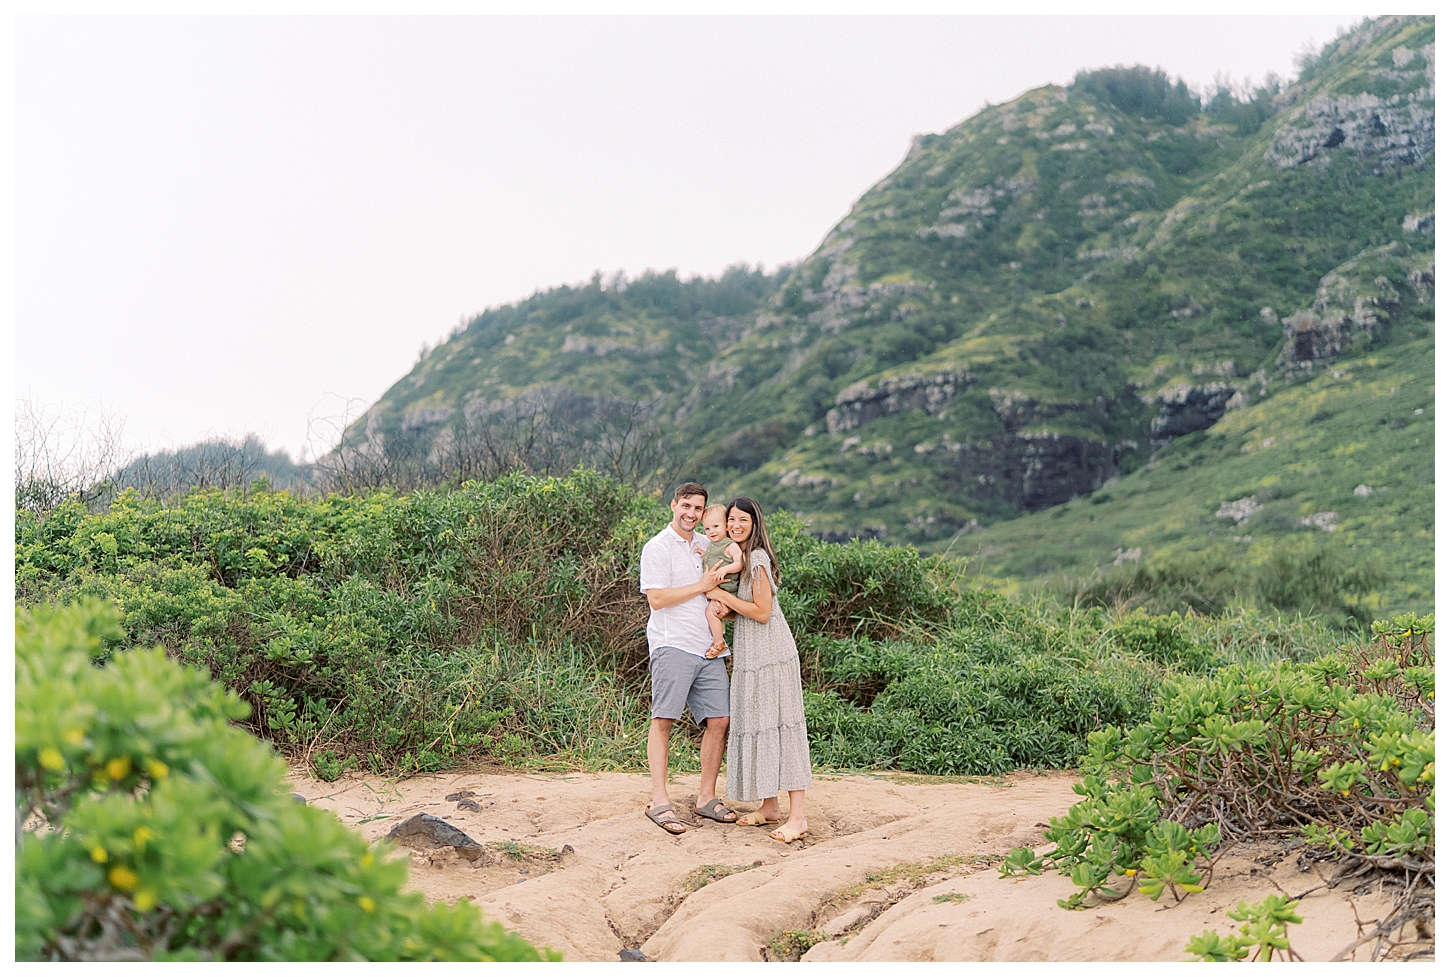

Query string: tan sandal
[736,811,782,827]
[704,640,727,659]
[768,827,809,844]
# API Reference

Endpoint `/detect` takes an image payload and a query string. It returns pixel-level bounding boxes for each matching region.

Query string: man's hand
[645,563,729,610]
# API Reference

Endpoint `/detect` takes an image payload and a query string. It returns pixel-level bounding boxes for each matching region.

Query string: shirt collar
[663,523,701,544]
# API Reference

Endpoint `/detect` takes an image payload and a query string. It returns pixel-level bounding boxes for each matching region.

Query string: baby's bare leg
[705,600,727,658]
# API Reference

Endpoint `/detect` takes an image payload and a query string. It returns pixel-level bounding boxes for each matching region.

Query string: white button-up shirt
[639,523,724,658]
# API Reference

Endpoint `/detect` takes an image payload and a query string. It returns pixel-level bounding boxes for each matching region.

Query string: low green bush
[16,471,1356,779]
[15,599,553,961]
[1004,613,1434,928]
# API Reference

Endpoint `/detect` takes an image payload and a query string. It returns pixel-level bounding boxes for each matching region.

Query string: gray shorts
[650,647,730,724]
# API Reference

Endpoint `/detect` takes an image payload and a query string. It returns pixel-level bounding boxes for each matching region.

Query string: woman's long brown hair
[724,497,781,590]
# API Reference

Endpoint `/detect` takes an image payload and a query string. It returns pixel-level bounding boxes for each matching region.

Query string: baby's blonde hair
[702,503,728,520]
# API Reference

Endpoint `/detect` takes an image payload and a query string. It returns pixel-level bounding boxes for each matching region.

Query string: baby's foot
[705,640,727,659]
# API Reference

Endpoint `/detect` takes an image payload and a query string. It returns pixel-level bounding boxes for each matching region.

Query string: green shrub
[15,471,657,773]
[1185,895,1303,962]
[770,511,955,643]
[16,471,1355,779]
[1005,613,1434,916]
[16,599,554,961]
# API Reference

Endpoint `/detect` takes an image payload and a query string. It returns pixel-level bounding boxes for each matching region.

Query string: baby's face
[701,513,727,541]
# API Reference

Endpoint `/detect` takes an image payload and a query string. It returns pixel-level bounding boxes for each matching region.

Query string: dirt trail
[288,767,1419,962]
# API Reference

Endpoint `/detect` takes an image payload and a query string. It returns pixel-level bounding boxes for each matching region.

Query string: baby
[699,504,743,659]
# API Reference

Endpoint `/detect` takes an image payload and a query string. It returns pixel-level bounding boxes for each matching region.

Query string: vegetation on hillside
[17,471,1365,782]
[960,330,1432,618]
[16,600,553,961]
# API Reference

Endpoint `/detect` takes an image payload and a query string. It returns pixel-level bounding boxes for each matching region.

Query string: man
[638,481,739,833]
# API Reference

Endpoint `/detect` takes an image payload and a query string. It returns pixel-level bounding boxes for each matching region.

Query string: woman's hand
[707,567,772,624]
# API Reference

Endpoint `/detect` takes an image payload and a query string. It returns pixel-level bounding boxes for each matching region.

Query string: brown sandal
[693,798,739,823]
[646,803,688,835]
[705,640,727,659]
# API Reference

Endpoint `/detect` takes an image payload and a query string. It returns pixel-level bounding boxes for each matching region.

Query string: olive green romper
[701,539,740,594]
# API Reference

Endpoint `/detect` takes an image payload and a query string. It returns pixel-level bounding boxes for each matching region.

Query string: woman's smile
[726,509,752,542]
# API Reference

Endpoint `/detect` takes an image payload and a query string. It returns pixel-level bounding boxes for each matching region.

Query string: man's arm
[647,564,727,610]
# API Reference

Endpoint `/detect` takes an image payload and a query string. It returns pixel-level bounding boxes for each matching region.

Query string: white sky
[16,14,1364,460]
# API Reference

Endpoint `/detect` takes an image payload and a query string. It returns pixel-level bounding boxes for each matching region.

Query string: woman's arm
[705,565,771,623]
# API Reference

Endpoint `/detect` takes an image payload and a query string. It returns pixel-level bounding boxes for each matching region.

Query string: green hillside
[345,15,1434,614]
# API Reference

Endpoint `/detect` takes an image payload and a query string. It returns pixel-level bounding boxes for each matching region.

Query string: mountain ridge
[341,15,1434,613]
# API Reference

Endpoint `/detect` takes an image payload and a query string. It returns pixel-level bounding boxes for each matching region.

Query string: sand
[287,766,1429,962]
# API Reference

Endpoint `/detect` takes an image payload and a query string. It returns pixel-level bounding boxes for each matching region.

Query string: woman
[704,497,811,843]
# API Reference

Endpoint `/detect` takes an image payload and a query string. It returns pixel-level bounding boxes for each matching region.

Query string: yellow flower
[38,747,65,771]
[109,865,140,892]
[146,759,169,779]
[90,846,108,863]
[361,852,374,868]
[133,826,155,849]
[1123,868,1137,877]
[63,728,87,746]
[358,896,376,912]
[107,757,132,781]
[1341,789,1351,796]
[134,890,157,912]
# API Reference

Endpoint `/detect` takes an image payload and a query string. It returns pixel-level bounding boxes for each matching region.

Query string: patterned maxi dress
[725,548,813,801]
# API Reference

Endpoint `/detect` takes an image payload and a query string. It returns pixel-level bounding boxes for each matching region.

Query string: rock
[1354,484,1374,497]
[560,335,665,357]
[1301,512,1339,532]
[1407,266,1434,304]
[1264,76,1434,173]
[619,948,649,962]
[443,790,478,801]
[1279,244,1413,368]
[1013,430,1118,511]
[826,369,973,433]
[1216,498,1262,524]
[457,799,482,813]
[289,793,308,804]
[401,404,454,431]
[1112,548,1142,566]
[385,813,485,861]
[1402,212,1434,234]
[1149,382,1236,447]
[822,906,873,937]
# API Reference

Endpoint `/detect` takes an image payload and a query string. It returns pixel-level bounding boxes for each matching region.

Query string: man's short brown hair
[672,481,708,503]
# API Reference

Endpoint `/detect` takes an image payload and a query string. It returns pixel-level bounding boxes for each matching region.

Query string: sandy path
[288,767,1422,962]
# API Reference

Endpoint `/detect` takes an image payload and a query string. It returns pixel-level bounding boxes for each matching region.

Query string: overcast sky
[16,14,1363,460]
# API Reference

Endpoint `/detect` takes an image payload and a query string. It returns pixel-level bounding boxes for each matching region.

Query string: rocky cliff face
[1277,243,1424,371]
[826,369,972,433]
[1149,382,1237,449]
[1265,34,1434,173]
